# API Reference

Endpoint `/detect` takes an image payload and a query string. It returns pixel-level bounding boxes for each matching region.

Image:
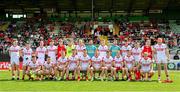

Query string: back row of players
[9,38,171,82]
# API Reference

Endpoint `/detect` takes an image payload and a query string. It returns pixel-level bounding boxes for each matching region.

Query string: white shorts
[69,65,77,71]
[37,60,44,66]
[141,68,151,73]
[10,57,19,65]
[94,65,101,70]
[23,60,30,66]
[81,66,88,71]
[156,56,167,64]
[127,64,133,70]
[50,57,56,62]
[105,65,111,70]
[134,56,141,62]
[58,66,65,70]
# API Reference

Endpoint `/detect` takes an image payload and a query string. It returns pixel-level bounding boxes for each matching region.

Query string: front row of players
[24,49,154,81]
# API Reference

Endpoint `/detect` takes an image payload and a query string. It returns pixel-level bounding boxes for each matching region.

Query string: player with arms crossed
[121,40,132,57]
[109,39,120,58]
[21,42,33,80]
[36,41,47,66]
[154,38,172,83]
[47,40,57,66]
[98,40,108,58]
[86,39,97,58]
[9,40,21,80]
[76,39,86,57]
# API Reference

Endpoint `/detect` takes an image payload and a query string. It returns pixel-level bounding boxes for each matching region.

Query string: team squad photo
[1,0,180,91]
[8,38,173,82]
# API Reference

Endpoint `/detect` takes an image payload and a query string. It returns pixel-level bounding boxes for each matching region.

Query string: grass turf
[0,71,180,92]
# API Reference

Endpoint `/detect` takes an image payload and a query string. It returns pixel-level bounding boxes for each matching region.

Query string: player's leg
[26,70,31,80]
[86,67,91,81]
[128,68,133,81]
[109,67,114,81]
[77,66,81,81]
[157,63,161,81]
[22,65,27,80]
[113,67,118,80]
[59,67,65,80]
[164,63,170,80]
[66,67,70,80]
[15,61,20,80]
[53,66,58,80]
[104,67,108,80]
[90,67,94,81]
[122,68,126,80]
[140,70,145,81]
[11,63,15,80]
[157,57,162,81]
[148,71,154,81]
[100,67,105,81]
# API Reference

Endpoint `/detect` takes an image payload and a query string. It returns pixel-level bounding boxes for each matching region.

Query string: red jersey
[57,45,66,58]
[142,45,153,59]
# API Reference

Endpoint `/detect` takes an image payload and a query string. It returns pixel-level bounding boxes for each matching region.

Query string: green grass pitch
[0,71,180,92]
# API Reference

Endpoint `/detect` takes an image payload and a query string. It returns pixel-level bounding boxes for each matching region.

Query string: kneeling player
[138,52,154,81]
[66,49,81,81]
[56,51,68,80]
[26,56,43,80]
[90,50,105,81]
[79,49,91,81]
[102,51,114,81]
[124,50,135,81]
[42,56,54,80]
[112,51,126,80]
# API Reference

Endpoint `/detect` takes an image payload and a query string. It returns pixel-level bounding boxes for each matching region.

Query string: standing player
[9,40,21,80]
[124,50,135,81]
[90,50,105,81]
[132,42,142,80]
[121,41,132,57]
[138,52,154,81]
[26,56,42,80]
[56,51,68,80]
[86,39,97,58]
[110,39,120,58]
[22,42,33,80]
[98,40,108,58]
[57,39,66,59]
[76,39,86,57]
[112,51,126,81]
[79,49,91,81]
[154,38,171,82]
[66,49,81,81]
[102,51,114,81]
[142,39,154,59]
[36,41,47,66]
[132,42,142,64]
[47,40,57,64]
[66,40,75,58]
